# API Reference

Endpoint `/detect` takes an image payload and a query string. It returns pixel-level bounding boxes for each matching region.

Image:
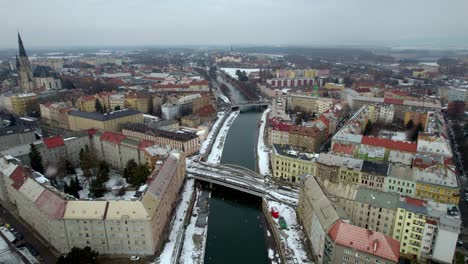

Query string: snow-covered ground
[206,111,240,165]
[220,68,259,79]
[156,179,195,264]
[179,189,210,264]
[219,94,230,103]
[65,168,136,201]
[391,131,408,141]
[257,108,271,176]
[200,112,226,155]
[266,200,311,264]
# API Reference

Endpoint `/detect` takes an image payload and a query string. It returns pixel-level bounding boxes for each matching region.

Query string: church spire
[15,55,20,69]
[18,33,27,57]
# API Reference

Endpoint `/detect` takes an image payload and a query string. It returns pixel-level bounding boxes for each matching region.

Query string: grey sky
[2,0,468,48]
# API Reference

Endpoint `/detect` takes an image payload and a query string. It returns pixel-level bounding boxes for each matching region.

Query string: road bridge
[187,161,298,206]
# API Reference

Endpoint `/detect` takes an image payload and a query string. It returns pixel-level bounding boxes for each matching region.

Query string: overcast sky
[2,0,468,49]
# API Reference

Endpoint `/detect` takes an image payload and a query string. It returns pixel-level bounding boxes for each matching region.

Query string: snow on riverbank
[266,200,311,264]
[179,189,210,264]
[206,110,240,165]
[156,179,195,264]
[220,68,259,78]
[257,108,271,176]
[199,112,226,155]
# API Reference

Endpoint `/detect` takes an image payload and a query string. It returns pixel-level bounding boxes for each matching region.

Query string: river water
[203,106,269,263]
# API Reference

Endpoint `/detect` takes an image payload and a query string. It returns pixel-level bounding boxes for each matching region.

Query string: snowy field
[206,111,240,165]
[199,112,226,155]
[257,108,271,176]
[267,200,311,264]
[220,68,259,79]
[156,179,195,264]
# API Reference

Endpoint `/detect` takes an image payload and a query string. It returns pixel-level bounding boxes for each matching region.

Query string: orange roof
[333,143,354,155]
[100,131,127,144]
[10,166,30,190]
[329,221,400,262]
[361,136,417,153]
[139,139,155,150]
[195,104,216,117]
[43,136,65,149]
[383,98,404,105]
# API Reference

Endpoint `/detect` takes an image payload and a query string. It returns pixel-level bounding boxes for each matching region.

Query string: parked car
[17,243,39,257]
[130,256,140,261]
[13,232,23,241]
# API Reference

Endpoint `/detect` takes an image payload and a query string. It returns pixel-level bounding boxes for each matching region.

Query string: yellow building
[76,95,97,112]
[415,182,459,204]
[271,144,317,184]
[68,109,143,132]
[404,111,429,130]
[324,82,345,90]
[413,168,459,204]
[303,69,316,78]
[8,93,38,116]
[392,200,426,260]
[125,93,150,114]
[338,167,361,185]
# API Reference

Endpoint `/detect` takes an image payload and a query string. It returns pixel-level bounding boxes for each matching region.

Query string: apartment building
[2,93,38,116]
[270,144,317,184]
[0,152,186,256]
[325,221,400,264]
[298,176,400,264]
[121,123,200,156]
[68,109,143,132]
[392,197,460,263]
[125,92,150,114]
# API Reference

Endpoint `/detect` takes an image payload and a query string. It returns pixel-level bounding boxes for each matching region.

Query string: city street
[0,203,58,263]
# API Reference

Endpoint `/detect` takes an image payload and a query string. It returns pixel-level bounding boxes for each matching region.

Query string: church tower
[17,33,34,92]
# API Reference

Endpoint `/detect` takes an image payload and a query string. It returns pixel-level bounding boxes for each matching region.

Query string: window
[343,256,350,261]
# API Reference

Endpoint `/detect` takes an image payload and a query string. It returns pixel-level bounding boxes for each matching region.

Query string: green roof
[355,187,399,209]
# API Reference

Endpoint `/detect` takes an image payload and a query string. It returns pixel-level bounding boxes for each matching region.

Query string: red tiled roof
[333,143,355,155]
[361,136,417,153]
[10,166,30,190]
[403,197,426,207]
[328,221,400,262]
[139,139,155,150]
[383,98,404,105]
[34,189,67,219]
[195,104,216,117]
[152,83,189,89]
[86,128,98,137]
[43,136,65,149]
[355,88,371,93]
[269,117,292,132]
[100,131,127,144]
[81,95,96,101]
[189,80,209,86]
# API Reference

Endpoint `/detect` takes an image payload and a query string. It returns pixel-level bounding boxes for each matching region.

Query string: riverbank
[257,108,271,176]
[206,110,240,165]
[179,186,210,264]
[199,112,226,155]
[155,179,195,264]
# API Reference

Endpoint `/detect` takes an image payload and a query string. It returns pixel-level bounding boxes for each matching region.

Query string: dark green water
[204,110,269,264]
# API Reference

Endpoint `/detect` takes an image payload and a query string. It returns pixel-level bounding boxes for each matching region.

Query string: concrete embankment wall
[201,108,232,162]
[261,198,287,264]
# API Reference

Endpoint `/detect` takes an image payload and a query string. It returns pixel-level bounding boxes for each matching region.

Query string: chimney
[373,239,379,253]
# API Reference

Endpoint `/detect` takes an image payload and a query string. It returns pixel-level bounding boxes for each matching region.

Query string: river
[204,74,269,264]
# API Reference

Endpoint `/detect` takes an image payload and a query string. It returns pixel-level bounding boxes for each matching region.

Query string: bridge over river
[187,160,298,206]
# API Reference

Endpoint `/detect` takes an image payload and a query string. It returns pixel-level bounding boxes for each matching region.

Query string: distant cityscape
[0,31,467,264]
